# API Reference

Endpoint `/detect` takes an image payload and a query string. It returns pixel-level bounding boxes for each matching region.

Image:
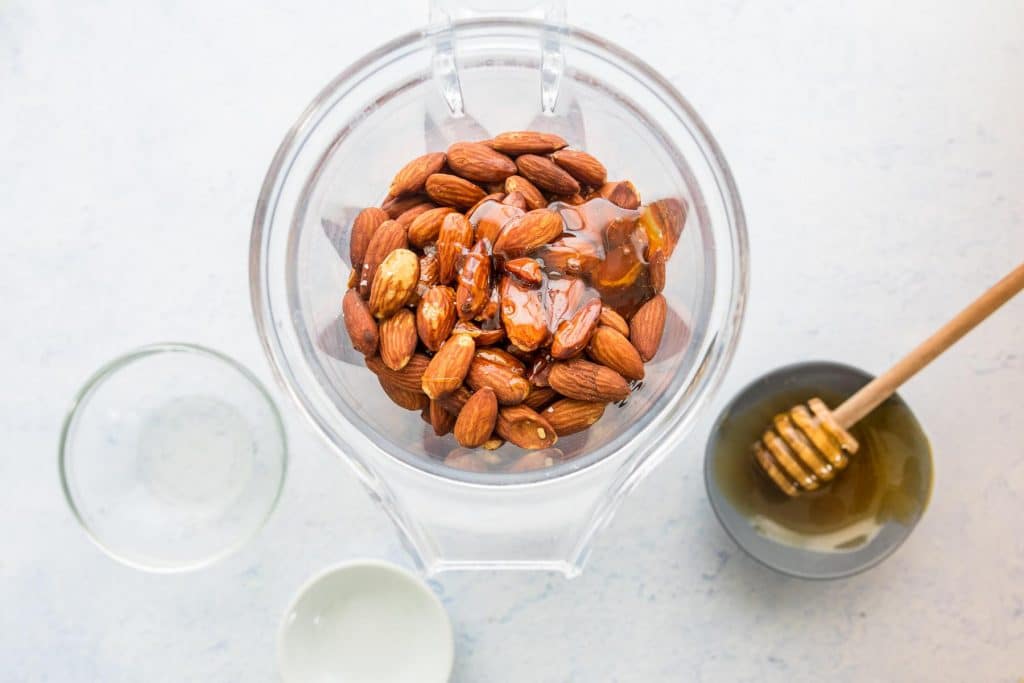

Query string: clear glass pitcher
[250,0,748,576]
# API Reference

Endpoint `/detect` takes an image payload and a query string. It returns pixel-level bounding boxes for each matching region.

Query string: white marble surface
[3,1,1023,680]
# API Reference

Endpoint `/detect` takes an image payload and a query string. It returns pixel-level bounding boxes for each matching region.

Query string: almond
[421,333,476,398]
[548,358,630,402]
[599,305,630,337]
[638,197,687,259]
[471,201,523,246]
[492,209,564,258]
[504,257,543,287]
[648,247,666,293]
[436,385,473,415]
[366,353,430,393]
[544,276,586,329]
[381,193,430,219]
[515,154,580,195]
[499,275,548,352]
[453,320,506,346]
[349,207,388,270]
[416,285,456,352]
[453,387,499,447]
[446,142,517,183]
[396,202,435,227]
[437,212,474,284]
[429,399,456,436]
[550,297,602,359]
[598,180,640,210]
[523,386,558,411]
[536,235,601,278]
[466,192,506,219]
[527,353,553,387]
[474,347,526,374]
[414,252,440,302]
[505,175,547,210]
[342,288,379,356]
[495,405,557,449]
[378,375,429,411]
[408,207,455,247]
[379,308,417,371]
[551,149,607,187]
[466,356,531,406]
[389,152,446,197]
[587,325,644,380]
[554,193,586,206]
[369,248,419,319]
[629,294,666,362]
[358,220,408,297]
[488,131,568,155]
[425,173,486,209]
[543,398,607,436]
[502,191,527,210]
[456,240,491,321]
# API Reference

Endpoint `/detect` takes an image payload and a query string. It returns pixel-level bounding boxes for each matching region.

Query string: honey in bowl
[709,362,933,556]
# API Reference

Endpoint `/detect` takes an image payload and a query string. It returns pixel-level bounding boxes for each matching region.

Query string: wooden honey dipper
[754,262,1024,496]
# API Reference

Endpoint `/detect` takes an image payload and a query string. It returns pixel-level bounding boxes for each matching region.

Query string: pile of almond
[340,131,685,472]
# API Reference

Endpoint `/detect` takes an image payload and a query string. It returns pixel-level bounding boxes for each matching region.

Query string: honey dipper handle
[832,262,1024,429]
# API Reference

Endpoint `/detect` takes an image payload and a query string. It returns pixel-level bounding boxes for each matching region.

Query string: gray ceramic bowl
[704,361,933,579]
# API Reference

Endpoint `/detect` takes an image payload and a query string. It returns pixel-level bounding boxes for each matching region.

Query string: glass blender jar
[251,0,748,575]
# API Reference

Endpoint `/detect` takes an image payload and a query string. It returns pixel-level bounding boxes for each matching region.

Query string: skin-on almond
[504,257,543,287]
[598,180,640,210]
[548,358,630,403]
[638,198,688,259]
[543,398,606,436]
[437,213,474,284]
[415,253,440,299]
[342,288,379,356]
[551,149,607,187]
[436,385,472,415]
[425,173,486,209]
[499,275,548,352]
[466,356,531,406]
[495,405,557,449]
[523,386,558,411]
[359,220,408,297]
[367,353,430,393]
[475,347,525,374]
[389,152,446,197]
[599,305,630,338]
[505,175,547,210]
[379,308,417,371]
[492,209,564,258]
[421,333,476,399]
[488,131,568,155]
[471,201,523,246]
[368,248,419,319]
[446,142,517,183]
[456,240,491,321]
[466,192,505,219]
[381,193,430,219]
[408,207,455,248]
[453,387,499,447]
[587,325,644,380]
[647,247,666,293]
[416,285,456,352]
[550,298,602,360]
[429,399,456,436]
[378,375,429,411]
[453,321,506,346]
[349,207,388,270]
[630,293,667,362]
[502,191,527,211]
[396,202,435,227]
[515,154,580,195]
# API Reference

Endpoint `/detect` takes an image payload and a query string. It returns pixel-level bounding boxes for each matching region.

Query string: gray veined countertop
[2,0,1022,680]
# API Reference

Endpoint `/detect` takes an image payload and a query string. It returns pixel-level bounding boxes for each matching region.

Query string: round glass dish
[59,344,287,572]
[251,18,747,573]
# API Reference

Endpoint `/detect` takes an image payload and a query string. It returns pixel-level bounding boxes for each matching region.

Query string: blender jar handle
[427,0,567,114]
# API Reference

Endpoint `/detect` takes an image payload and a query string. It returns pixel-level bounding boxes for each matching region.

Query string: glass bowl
[59,344,287,572]
[251,16,747,574]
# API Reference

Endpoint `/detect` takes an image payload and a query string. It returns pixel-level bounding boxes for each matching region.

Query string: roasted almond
[555,193,586,206]
[466,192,506,219]
[471,201,523,246]
[414,252,440,301]
[349,207,388,270]
[548,358,630,403]
[587,325,644,380]
[378,375,429,411]
[648,247,666,293]
[515,154,580,195]
[446,142,517,183]
[527,353,553,387]
[416,285,456,352]
[495,405,557,449]
[436,385,473,415]
[381,193,430,219]
[453,387,499,447]
[425,173,486,209]
[429,399,456,436]
[488,131,568,155]
[466,356,531,406]
[638,197,687,259]
[358,220,408,297]
[369,248,419,319]
[396,202,435,227]
[505,175,547,210]
[502,191,527,211]
[492,209,564,258]
[367,353,430,393]
[499,275,549,352]
[544,277,586,329]
[389,152,445,197]
[453,320,506,346]
[599,305,630,338]
[408,206,455,248]
[342,288,379,356]
[504,257,543,287]
[598,180,640,210]
[550,297,602,360]
[437,212,474,284]
[629,293,666,362]
[523,386,558,411]
[421,333,476,399]
[456,240,491,321]
[475,347,526,374]
[379,308,417,371]
[551,149,607,187]
[543,398,606,436]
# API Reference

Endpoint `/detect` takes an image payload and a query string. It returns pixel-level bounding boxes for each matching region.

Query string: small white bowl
[278,560,454,683]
